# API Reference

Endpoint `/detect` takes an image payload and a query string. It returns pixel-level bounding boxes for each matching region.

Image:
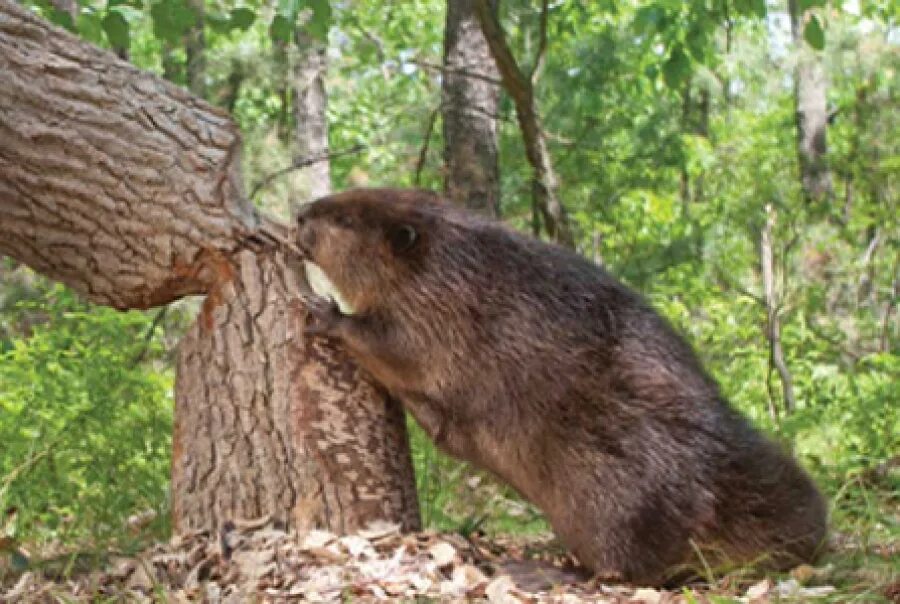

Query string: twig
[414,105,441,186]
[249,145,366,200]
[473,0,574,248]
[530,0,549,84]
[131,306,168,366]
[761,204,796,418]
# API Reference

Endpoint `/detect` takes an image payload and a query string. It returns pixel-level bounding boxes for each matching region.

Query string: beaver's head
[294,188,446,315]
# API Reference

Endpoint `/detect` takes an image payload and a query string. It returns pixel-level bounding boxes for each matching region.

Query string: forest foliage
[1,0,897,578]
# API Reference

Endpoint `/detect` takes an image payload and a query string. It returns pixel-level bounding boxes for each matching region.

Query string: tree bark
[291,30,331,204]
[788,0,832,203]
[473,0,573,247]
[0,0,420,534]
[442,0,501,217]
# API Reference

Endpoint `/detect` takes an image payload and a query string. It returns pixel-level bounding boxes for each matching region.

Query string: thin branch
[249,145,365,200]
[131,306,168,366]
[530,0,549,84]
[761,204,796,418]
[473,0,574,248]
[410,59,503,86]
[414,104,441,186]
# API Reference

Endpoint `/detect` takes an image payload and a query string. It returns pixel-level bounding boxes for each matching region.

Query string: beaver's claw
[304,296,342,337]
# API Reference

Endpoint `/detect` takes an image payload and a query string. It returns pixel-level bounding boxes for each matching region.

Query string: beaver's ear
[387,223,418,254]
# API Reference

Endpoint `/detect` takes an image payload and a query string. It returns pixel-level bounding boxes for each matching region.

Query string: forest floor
[1,507,897,603]
[1,460,898,603]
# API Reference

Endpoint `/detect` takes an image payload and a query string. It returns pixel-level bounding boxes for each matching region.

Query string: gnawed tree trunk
[173,250,419,532]
[788,0,832,203]
[442,0,501,217]
[0,0,419,534]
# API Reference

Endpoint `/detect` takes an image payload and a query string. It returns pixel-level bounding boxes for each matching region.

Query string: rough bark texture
[173,250,419,533]
[442,0,501,217]
[291,30,331,204]
[788,0,832,203]
[0,0,420,535]
[473,0,573,247]
[0,3,250,310]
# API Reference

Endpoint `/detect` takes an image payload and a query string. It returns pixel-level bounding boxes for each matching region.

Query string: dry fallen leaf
[428,541,457,568]
[746,577,772,599]
[630,587,662,603]
[485,575,522,603]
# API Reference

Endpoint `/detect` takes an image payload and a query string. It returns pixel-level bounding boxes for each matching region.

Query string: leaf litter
[0,518,844,602]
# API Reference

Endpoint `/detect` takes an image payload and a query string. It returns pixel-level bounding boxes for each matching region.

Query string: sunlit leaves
[733,0,767,18]
[270,0,331,43]
[149,0,198,44]
[208,7,256,34]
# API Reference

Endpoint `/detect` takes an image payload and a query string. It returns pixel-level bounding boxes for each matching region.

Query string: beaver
[293,188,827,585]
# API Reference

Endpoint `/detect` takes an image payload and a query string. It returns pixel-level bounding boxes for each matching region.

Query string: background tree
[788,0,832,203]
[474,0,574,245]
[442,0,501,216]
[290,14,331,204]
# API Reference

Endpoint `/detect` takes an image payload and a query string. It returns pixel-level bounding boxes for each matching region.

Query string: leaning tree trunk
[473,0,574,247]
[442,0,501,217]
[788,0,832,203]
[0,0,420,534]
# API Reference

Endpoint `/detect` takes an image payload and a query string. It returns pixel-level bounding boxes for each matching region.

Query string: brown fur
[295,188,827,585]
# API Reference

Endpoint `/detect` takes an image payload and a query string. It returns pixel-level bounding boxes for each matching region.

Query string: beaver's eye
[388,224,418,254]
[335,214,354,228]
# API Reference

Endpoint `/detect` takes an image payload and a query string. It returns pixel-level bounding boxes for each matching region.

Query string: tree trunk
[185,0,205,98]
[442,0,501,217]
[173,249,419,532]
[473,0,573,247]
[291,30,331,204]
[0,0,420,534]
[788,0,832,203]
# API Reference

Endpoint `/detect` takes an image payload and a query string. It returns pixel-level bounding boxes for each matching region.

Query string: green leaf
[102,10,130,51]
[270,14,293,43]
[799,0,827,11]
[733,0,766,18]
[306,0,331,40]
[803,15,825,50]
[663,44,691,88]
[150,0,199,44]
[230,7,256,31]
[634,5,668,34]
[48,8,76,31]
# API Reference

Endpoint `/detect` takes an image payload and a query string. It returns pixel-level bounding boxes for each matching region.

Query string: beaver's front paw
[304,296,342,338]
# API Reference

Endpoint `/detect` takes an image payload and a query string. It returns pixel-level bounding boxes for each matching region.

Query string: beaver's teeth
[304,260,355,315]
